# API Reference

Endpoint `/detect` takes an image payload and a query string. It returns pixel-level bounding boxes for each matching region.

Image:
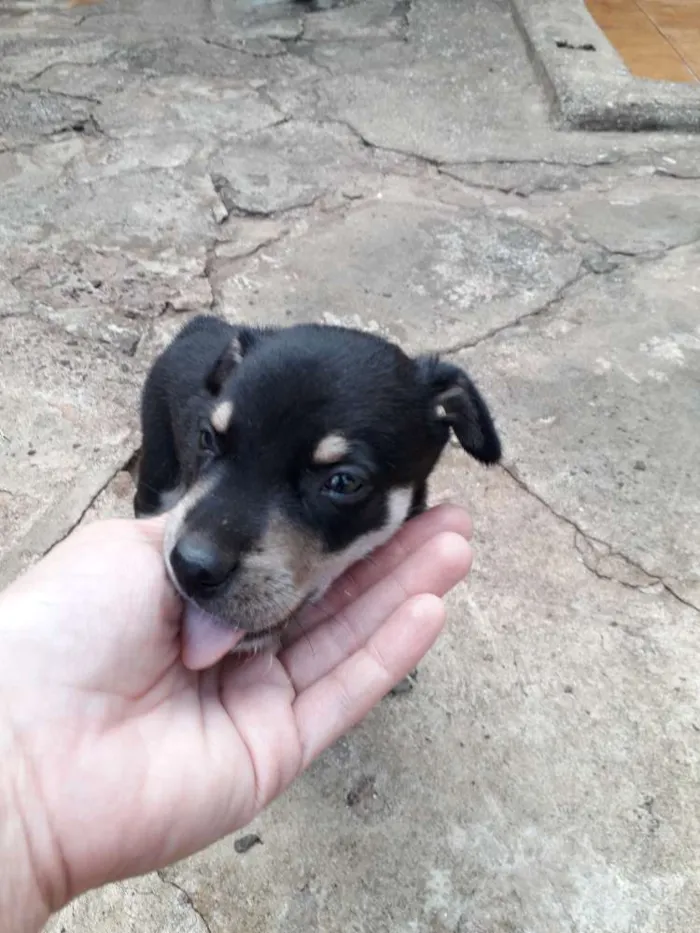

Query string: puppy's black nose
[169,535,239,597]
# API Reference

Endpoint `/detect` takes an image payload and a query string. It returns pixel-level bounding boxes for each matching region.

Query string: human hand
[0,505,472,932]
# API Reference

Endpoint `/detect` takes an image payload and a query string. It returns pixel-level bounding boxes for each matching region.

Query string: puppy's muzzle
[169,532,239,599]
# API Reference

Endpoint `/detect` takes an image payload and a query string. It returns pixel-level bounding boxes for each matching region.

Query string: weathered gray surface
[0,0,698,930]
[510,0,700,131]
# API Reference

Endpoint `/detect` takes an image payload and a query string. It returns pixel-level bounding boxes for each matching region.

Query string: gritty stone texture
[208,119,397,215]
[308,0,697,163]
[565,179,700,254]
[0,0,698,930]
[79,467,137,526]
[0,315,140,586]
[46,873,210,932]
[0,85,93,147]
[212,179,585,354]
[511,0,700,131]
[450,242,700,610]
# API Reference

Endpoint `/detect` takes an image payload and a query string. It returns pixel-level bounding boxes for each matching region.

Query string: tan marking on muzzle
[255,514,324,589]
[313,433,349,465]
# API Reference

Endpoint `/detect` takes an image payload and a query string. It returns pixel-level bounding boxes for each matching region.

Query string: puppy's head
[165,324,500,652]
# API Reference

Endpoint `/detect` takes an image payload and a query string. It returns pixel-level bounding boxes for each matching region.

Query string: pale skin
[0,504,473,933]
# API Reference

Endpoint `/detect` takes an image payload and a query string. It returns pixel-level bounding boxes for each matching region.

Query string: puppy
[134,315,501,669]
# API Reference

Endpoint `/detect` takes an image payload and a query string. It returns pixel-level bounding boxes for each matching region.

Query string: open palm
[0,505,472,913]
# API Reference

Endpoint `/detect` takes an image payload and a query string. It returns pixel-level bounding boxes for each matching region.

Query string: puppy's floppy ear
[205,327,273,396]
[417,356,502,464]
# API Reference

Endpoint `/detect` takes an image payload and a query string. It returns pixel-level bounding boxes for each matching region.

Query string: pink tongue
[181,603,247,671]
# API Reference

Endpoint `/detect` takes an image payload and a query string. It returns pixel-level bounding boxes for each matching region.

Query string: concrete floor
[1,0,699,930]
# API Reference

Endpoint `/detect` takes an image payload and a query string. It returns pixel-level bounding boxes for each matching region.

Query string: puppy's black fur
[135,315,501,652]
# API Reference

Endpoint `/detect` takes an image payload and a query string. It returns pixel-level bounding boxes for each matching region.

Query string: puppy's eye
[322,469,369,503]
[199,426,218,455]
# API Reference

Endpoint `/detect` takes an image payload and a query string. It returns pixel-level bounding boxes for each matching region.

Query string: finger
[0,516,182,697]
[281,531,472,691]
[283,504,472,641]
[218,654,301,812]
[294,593,445,767]
[133,513,169,550]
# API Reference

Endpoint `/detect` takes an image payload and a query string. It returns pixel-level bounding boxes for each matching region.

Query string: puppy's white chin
[181,603,246,671]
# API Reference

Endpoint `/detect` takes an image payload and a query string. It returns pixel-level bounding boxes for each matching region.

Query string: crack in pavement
[318,116,441,167]
[6,81,103,106]
[436,229,700,355]
[209,168,323,218]
[156,872,213,933]
[315,117,663,209]
[437,169,530,198]
[0,442,139,589]
[23,48,121,88]
[196,226,289,313]
[569,231,700,266]
[201,35,288,58]
[653,167,700,181]
[574,532,660,592]
[391,0,412,41]
[45,447,139,554]
[438,261,589,355]
[500,463,700,614]
[279,14,307,46]
[303,118,700,197]
[316,118,642,176]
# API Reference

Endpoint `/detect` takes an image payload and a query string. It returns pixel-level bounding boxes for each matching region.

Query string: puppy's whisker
[304,588,338,632]
[287,612,316,658]
[136,479,162,495]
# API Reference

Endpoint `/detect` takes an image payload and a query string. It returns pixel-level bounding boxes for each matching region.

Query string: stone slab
[0,85,93,149]
[564,178,700,254]
[311,0,700,163]
[450,243,700,609]
[212,177,584,354]
[208,119,399,215]
[0,132,219,338]
[510,0,700,131]
[0,315,141,586]
[46,873,208,933]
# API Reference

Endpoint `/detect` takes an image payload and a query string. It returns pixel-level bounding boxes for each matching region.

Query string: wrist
[0,724,57,933]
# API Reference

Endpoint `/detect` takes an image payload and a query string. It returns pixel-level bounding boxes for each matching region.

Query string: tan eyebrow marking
[211,399,234,434]
[313,433,350,465]
[230,336,243,364]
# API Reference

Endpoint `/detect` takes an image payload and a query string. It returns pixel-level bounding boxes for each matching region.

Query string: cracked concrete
[503,464,696,612]
[510,0,700,132]
[0,0,698,930]
[448,240,700,612]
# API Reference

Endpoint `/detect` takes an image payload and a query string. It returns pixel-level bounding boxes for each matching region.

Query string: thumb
[133,513,170,553]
